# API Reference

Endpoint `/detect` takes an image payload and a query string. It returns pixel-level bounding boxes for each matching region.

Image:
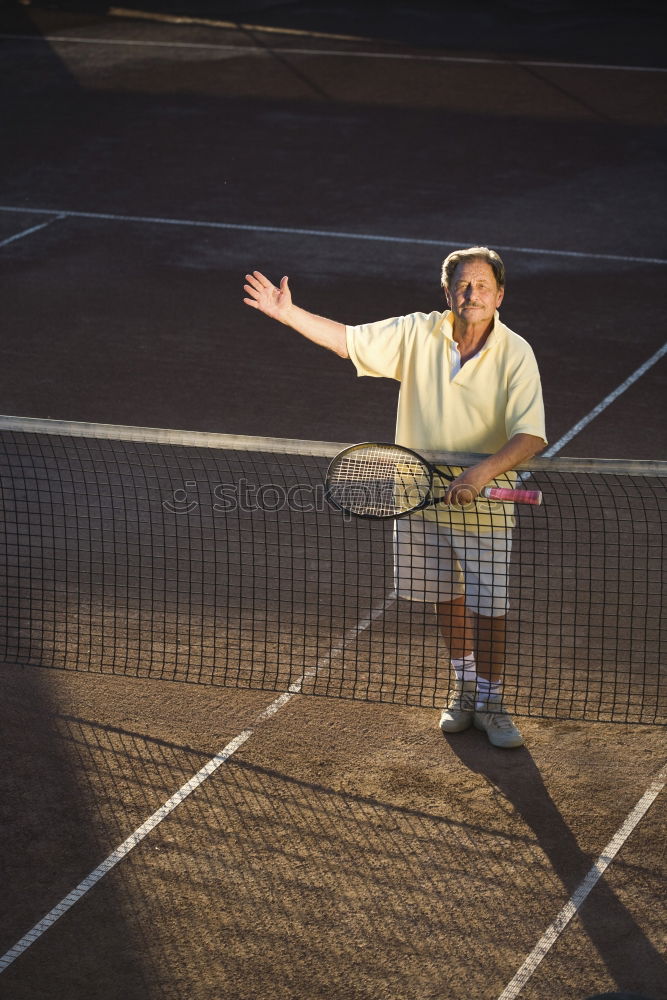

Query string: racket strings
[328,445,431,516]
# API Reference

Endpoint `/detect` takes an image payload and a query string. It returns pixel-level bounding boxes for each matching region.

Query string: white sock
[476,676,502,709]
[451,653,477,684]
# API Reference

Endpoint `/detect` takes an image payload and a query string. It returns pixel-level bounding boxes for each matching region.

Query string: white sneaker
[473,696,524,749]
[439,681,476,733]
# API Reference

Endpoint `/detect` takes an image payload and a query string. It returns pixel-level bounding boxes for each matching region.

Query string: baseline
[2,31,665,73]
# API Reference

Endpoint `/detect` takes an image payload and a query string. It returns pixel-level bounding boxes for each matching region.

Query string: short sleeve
[505,351,547,443]
[346,315,409,381]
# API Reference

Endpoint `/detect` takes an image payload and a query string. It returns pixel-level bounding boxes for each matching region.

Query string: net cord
[1,415,665,477]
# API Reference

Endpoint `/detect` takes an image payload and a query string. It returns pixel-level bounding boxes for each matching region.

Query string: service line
[0,596,393,974]
[497,762,667,999]
[0,215,66,250]
[544,341,667,456]
[0,205,664,266]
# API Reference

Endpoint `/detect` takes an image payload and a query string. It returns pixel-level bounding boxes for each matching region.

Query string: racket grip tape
[481,486,543,506]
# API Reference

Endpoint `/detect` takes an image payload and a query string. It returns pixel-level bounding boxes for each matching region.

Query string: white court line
[497,762,667,1000]
[0,729,253,974]
[0,596,394,973]
[0,194,663,970]
[0,215,65,249]
[0,205,664,265]
[2,32,665,73]
[544,341,667,456]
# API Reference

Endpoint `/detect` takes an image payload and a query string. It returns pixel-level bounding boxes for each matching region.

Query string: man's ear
[496,286,505,308]
[444,286,452,308]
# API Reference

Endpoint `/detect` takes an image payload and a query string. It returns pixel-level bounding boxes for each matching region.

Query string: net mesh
[1,418,665,725]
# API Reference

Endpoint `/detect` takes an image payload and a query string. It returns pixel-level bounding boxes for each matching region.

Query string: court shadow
[0,667,153,997]
[3,692,664,999]
[443,728,667,994]
[0,705,607,998]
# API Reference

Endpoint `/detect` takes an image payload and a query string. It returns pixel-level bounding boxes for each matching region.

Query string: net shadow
[2,709,642,1000]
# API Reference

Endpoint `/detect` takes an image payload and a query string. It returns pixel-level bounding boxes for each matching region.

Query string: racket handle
[481,486,543,506]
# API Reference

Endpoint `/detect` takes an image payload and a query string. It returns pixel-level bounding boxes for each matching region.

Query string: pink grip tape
[481,487,543,506]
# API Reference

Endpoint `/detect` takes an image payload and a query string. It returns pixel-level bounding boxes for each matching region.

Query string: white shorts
[393,517,512,617]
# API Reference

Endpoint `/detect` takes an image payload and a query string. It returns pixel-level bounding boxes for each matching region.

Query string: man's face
[445,258,504,327]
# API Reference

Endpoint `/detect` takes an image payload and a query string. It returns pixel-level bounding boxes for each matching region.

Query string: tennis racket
[325,442,542,520]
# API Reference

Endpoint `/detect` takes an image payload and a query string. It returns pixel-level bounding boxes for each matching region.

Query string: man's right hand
[242,269,349,357]
[243,271,293,324]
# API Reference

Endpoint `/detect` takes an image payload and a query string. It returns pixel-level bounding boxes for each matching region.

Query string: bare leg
[475,613,506,683]
[437,597,476,731]
[436,602,507,682]
[436,596,475,659]
[470,612,523,746]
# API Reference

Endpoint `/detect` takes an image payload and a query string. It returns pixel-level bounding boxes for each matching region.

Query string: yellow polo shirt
[346,310,546,529]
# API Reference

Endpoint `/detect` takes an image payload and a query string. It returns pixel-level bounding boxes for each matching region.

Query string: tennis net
[1,416,665,725]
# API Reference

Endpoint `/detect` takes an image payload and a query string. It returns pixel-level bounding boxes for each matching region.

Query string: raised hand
[243,271,293,323]
[242,270,348,357]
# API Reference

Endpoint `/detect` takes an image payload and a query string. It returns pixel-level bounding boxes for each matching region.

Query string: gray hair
[441,246,506,290]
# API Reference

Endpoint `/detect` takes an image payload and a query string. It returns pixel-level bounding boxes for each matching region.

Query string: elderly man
[243,247,546,748]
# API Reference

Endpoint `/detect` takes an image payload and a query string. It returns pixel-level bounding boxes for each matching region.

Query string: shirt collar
[441,310,502,351]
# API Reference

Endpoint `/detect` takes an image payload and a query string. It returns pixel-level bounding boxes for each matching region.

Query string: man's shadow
[443,727,666,994]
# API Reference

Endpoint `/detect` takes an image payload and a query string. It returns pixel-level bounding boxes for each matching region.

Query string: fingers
[244,271,272,292]
[446,483,479,508]
[242,271,289,313]
[243,272,273,309]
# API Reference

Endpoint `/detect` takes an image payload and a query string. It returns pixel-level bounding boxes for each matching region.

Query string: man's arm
[243,271,349,359]
[445,433,546,505]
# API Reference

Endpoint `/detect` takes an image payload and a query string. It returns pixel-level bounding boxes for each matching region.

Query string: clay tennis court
[1,3,666,998]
